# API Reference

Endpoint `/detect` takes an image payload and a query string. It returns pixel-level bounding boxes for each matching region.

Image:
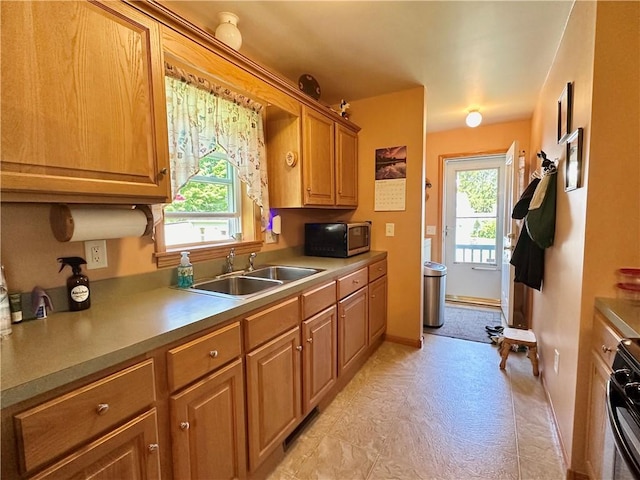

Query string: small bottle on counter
[177,251,193,288]
[0,266,12,337]
[9,293,22,323]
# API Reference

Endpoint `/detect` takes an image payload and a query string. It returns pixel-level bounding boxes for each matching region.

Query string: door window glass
[454,168,498,265]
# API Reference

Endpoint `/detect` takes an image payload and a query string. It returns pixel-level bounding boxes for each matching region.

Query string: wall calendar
[374,145,407,211]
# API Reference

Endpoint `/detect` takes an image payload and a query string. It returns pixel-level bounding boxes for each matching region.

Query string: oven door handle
[607,379,640,479]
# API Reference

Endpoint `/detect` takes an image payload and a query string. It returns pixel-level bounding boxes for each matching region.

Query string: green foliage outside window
[165,154,234,215]
[458,169,498,240]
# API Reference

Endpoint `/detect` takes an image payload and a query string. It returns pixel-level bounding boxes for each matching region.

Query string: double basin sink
[189,266,323,299]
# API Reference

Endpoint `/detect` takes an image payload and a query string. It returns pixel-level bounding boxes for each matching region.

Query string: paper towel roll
[50,205,152,242]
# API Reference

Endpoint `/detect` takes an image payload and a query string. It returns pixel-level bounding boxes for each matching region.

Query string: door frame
[437,149,509,306]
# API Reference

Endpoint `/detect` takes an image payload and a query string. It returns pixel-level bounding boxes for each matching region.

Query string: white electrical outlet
[426,225,436,235]
[385,223,395,237]
[553,349,560,374]
[85,240,108,269]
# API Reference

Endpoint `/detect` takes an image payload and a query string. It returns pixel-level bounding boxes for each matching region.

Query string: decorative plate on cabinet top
[298,74,321,100]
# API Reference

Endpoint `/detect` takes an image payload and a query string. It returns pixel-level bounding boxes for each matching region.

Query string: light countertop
[595,297,640,338]
[1,251,386,409]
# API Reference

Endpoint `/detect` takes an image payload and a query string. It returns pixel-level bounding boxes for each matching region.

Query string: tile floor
[268,334,565,480]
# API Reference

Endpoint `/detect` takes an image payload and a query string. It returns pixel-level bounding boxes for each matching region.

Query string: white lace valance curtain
[164,63,270,230]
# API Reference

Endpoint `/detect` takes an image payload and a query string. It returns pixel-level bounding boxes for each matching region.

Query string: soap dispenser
[177,251,193,288]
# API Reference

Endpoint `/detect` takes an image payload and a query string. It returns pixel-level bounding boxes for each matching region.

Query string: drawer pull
[371,294,376,299]
[306,337,313,343]
[353,280,359,284]
[159,168,168,175]
[296,345,303,351]
[340,314,346,318]
[96,403,110,416]
[209,350,219,359]
[378,267,383,271]
[180,421,190,431]
[148,443,159,453]
[602,345,613,353]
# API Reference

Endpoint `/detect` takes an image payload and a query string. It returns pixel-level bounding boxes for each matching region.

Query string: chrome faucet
[225,248,235,273]
[248,252,257,271]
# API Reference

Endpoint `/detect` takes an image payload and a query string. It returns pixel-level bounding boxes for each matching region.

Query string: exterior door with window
[443,155,505,303]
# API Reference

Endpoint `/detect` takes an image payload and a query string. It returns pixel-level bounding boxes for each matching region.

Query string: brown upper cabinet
[267,105,359,209]
[0,1,170,204]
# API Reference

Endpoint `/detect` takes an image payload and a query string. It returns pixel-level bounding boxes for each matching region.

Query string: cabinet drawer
[245,297,300,351]
[337,268,368,299]
[368,259,387,282]
[15,359,156,473]
[592,312,621,367]
[167,321,242,392]
[302,281,336,319]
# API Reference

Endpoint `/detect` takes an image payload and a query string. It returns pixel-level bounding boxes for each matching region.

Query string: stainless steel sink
[243,266,323,282]
[191,276,283,298]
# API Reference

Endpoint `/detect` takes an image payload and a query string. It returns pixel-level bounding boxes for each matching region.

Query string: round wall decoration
[298,74,321,100]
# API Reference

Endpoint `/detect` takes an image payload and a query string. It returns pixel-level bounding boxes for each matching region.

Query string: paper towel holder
[50,204,154,242]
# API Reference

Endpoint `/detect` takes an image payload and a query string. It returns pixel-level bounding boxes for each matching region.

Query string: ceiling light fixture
[214,12,242,51]
[465,110,483,128]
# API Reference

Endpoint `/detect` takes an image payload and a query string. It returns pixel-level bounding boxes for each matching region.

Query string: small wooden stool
[499,327,539,376]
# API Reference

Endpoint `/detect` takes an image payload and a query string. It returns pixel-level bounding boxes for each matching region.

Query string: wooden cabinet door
[170,359,246,480]
[338,288,368,375]
[0,1,170,203]
[585,352,610,480]
[368,276,387,343]
[302,106,335,206]
[31,409,160,480]
[335,125,358,207]
[302,306,338,414]
[246,327,302,471]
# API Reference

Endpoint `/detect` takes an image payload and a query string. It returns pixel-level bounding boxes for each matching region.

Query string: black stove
[608,338,640,479]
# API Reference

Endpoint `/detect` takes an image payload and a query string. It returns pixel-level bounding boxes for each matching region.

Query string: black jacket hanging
[510,177,545,290]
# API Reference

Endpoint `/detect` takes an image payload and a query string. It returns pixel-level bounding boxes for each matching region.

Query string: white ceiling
[159,1,574,132]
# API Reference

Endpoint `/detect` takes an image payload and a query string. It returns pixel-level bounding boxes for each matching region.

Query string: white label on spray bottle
[71,285,89,303]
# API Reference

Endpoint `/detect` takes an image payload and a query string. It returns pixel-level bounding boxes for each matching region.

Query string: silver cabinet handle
[180,422,190,430]
[96,403,109,415]
[296,345,303,351]
[159,168,168,175]
[148,443,159,453]
[209,350,219,358]
[306,337,313,343]
[602,345,613,353]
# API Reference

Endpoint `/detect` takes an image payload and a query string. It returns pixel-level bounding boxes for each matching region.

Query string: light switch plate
[385,223,395,237]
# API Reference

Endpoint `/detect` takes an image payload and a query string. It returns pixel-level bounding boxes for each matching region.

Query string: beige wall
[348,87,427,345]
[528,0,640,471]
[425,119,532,262]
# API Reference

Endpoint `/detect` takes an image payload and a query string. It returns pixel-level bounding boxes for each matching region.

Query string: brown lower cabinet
[246,327,302,471]
[170,359,246,480]
[585,311,621,479]
[338,287,369,375]
[30,409,160,480]
[368,276,387,344]
[302,305,338,414]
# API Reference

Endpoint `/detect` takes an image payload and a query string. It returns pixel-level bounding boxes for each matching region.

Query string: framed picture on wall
[565,127,583,191]
[557,82,573,143]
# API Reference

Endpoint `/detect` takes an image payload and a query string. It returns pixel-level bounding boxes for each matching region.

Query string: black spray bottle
[58,257,90,311]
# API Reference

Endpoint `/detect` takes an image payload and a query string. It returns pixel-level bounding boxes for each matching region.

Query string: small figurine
[340,99,350,119]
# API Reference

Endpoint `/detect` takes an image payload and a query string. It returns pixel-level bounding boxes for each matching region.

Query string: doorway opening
[442,154,506,307]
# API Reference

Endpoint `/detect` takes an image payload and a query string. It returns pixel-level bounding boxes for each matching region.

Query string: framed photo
[565,127,583,191]
[557,82,573,143]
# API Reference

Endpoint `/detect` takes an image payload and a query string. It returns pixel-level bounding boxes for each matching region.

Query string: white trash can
[423,261,447,328]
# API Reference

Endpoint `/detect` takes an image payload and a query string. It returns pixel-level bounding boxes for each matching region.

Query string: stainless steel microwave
[304,222,371,258]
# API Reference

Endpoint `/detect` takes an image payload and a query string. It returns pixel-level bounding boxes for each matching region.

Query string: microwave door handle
[607,380,640,475]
